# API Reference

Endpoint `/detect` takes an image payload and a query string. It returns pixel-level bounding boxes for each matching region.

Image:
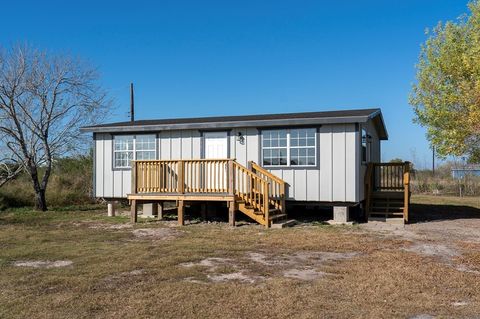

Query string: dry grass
[0,196,479,318]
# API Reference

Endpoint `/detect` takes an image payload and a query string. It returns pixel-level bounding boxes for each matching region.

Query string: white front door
[204,132,228,159]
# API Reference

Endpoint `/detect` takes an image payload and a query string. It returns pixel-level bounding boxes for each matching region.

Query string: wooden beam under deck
[127,193,235,202]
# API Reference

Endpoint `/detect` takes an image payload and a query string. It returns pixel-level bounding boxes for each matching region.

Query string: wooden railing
[373,162,407,191]
[364,161,411,222]
[131,159,276,219]
[232,161,270,219]
[132,159,230,194]
[249,161,286,213]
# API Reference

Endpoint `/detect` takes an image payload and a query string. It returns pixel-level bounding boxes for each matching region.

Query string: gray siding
[268,124,358,202]
[94,123,372,203]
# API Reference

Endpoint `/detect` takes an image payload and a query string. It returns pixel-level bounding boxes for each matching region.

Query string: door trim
[201,131,230,159]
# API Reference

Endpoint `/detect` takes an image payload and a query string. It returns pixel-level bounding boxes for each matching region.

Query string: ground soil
[0,195,479,318]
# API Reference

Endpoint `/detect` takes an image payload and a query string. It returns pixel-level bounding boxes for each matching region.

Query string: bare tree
[0,45,109,210]
[0,160,22,188]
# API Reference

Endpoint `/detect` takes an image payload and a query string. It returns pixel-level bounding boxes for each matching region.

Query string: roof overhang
[81,109,389,140]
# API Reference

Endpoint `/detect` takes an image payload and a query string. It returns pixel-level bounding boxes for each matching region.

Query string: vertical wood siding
[94,123,372,203]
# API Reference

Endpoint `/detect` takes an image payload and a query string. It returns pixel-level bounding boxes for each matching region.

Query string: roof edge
[80,114,375,133]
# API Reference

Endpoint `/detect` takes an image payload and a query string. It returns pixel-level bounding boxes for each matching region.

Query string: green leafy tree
[410,1,480,161]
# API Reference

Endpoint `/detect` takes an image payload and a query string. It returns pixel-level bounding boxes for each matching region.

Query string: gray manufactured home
[82,108,410,227]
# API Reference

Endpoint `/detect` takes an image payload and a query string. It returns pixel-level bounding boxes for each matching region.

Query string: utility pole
[432,145,435,176]
[130,83,135,122]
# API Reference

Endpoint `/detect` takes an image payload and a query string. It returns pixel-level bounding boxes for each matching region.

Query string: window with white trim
[262,130,287,166]
[262,128,317,167]
[290,129,316,166]
[113,135,156,168]
[135,135,156,160]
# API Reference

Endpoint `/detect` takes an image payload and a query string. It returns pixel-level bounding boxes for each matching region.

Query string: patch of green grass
[412,194,480,208]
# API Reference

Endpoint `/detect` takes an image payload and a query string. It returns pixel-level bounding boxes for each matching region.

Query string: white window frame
[134,134,157,161]
[113,134,157,169]
[261,128,317,168]
[261,130,288,166]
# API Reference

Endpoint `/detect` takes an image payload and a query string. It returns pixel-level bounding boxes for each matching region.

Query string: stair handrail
[403,161,411,223]
[248,161,286,213]
[231,161,271,222]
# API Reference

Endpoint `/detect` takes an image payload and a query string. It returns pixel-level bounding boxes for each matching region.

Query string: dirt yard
[0,195,479,318]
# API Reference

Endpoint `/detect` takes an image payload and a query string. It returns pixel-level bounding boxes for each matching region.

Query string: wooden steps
[364,162,411,224]
[237,200,287,227]
[369,191,406,220]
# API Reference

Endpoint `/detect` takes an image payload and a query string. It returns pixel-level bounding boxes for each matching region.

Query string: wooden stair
[365,162,411,223]
[369,191,405,218]
[236,200,287,227]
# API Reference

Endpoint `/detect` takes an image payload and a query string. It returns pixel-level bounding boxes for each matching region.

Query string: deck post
[403,162,411,223]
[130,199,138,223]
[178,200,185,226]
[229,201,236,226]
[178,160,185,194]
[265,183,270,228]
[228,160,235,195]
[157,202,164,220]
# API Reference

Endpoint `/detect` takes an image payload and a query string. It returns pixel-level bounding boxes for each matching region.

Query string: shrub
[0,154,95,210]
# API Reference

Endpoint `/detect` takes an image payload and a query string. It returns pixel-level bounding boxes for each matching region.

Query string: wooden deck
[127,159,287,228]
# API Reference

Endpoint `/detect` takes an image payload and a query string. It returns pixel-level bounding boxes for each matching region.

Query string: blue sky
[0,1,471,167]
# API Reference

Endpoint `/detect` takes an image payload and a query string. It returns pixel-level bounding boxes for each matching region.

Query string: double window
[262,128,316,167]
[114,135,156,168]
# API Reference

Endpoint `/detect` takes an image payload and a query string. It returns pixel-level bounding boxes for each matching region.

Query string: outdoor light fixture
[237,132,245,144]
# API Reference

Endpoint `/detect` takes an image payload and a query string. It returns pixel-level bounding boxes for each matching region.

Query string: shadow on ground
[410,203,480,223]
[159,203,337,225]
